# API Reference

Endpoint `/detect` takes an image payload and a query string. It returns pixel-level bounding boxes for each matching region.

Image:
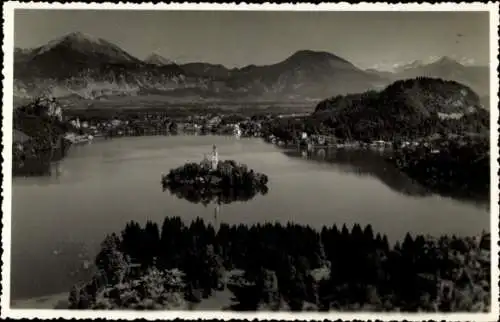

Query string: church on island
[201,145,219,171]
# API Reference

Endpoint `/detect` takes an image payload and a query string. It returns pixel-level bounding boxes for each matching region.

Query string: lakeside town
[14,97,487,157]
[14,93,489,206]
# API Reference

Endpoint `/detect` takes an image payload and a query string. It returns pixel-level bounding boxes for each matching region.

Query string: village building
[233,124,242,137]
[207,116,222,128]
[70,118,81,129]
[111,119,122,127]
[47,99,63,121]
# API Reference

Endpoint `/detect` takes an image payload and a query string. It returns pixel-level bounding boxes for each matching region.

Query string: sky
[14,10,490,70]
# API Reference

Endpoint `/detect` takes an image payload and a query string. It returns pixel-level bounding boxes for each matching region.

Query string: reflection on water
[11,136,490,302]
[13,144,69,178]
[283,147,489,210]
[163,181,270,233]
[284,148,430,197]
[13,140,489,210]
[13,139,489,209]
[163,181,268,206]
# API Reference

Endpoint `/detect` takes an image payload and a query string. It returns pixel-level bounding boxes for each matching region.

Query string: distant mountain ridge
[14,32,489,102]
[220,50,388,100]
[368,56,489,98]
[14,32,189,99]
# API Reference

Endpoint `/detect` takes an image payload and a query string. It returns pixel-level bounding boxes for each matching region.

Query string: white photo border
[2,2,499,321]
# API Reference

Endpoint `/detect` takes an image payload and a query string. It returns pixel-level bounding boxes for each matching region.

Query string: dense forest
[264,77,489,142]
[13,97,73,176]
[14,97,72,149]
[68,217,491,312]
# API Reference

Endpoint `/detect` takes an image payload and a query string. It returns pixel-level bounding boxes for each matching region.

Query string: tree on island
[162,156,269,207]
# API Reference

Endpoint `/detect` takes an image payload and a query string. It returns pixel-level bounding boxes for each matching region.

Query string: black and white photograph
[1,2,499,320]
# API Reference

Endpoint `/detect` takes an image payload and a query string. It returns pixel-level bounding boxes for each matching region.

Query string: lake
[10,135,490,302]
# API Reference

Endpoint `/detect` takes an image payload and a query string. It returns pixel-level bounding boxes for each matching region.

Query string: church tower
[211,144,219,170]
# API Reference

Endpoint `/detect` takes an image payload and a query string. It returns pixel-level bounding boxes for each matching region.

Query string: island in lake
[162,145,269,205]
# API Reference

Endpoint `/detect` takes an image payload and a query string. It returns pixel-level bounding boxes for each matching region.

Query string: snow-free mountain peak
[31,31,139,64]
[37,32,105,54]
[285,49,354,67]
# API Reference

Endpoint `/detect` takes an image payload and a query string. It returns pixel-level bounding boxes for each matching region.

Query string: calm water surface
[11,135,489,301]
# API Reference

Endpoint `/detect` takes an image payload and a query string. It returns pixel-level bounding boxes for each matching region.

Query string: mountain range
[13,32,490,103]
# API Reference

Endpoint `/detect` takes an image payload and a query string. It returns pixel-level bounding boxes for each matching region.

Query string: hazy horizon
[14,10,490,70]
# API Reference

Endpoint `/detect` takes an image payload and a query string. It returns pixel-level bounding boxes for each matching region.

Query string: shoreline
[10,292,69,309]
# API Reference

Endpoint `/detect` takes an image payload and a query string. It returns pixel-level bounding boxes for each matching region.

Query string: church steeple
[211,144,219,170]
